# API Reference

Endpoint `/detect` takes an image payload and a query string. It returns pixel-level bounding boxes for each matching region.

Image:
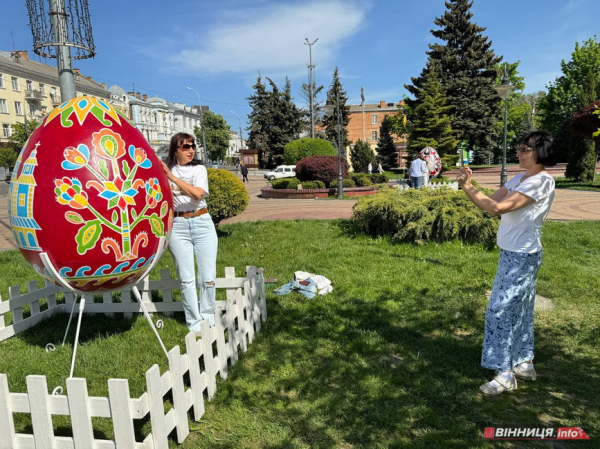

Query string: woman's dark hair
[165,132,196,168]
[517,131,556,167]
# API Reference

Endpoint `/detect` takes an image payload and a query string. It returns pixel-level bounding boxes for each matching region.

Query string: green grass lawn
[554,176,600,191]
[1,220,599,448]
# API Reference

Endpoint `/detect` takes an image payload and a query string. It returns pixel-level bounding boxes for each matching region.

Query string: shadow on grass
[211,287,600,448]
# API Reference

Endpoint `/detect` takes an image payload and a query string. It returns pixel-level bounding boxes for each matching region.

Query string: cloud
[165,1,368,76]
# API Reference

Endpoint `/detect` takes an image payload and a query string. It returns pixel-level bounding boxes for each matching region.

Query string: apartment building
[0,50,109,146]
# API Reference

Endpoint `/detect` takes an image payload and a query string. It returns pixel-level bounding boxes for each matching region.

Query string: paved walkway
[1,170,598,252]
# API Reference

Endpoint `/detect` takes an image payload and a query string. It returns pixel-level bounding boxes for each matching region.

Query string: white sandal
[480,375,517,395]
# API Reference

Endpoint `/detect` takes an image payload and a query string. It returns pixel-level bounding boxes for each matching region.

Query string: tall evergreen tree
[247,75,303,167]
[376,116,398,169]
[407,63,457,156]
[350,139,376,173]
[323,68,350,150]
[405,0,501,159]
[246,74,271,167]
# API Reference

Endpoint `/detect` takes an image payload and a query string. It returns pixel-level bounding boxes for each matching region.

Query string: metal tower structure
[26,0,95,102]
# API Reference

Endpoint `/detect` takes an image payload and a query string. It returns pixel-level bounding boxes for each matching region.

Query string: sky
[2,0,599,133]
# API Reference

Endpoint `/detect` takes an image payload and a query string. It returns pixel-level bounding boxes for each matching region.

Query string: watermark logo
[483,427,590,440]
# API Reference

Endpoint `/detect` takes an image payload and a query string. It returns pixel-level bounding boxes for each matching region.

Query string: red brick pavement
[1,171,598,251]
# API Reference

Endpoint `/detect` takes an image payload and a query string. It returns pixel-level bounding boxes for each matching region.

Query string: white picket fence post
[0,266,267,448]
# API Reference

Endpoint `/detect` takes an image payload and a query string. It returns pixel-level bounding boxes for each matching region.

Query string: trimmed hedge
[271,178,300,189]
[330,178,356,188]
[351,187,498,245]
[283,138,337,164]
[206,168,249,225]
[300,180,326,189]
[296,155,350,186]
[369,173,388,184]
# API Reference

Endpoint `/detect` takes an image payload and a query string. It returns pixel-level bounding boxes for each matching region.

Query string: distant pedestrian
[408,154,427,188]
[368,162,372,174]
[241,164,249,182]
[377,162,383,174]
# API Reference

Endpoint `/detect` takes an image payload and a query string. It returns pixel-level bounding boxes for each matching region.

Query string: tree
[566,72,598,181]
[0,147,17,169]
[405,0,501,159]
[540,37,600,166]
[323,68,350,150]
[350,139,376,173]
[406,63,457,156]
[375,116,398,169]
[195,111,230,162]
[246,74,302,167]
[246,74,272,167]
[300,79,325,138]
[8,119,41,152]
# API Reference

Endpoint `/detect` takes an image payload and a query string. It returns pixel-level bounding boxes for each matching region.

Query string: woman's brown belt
[174,208,208,218]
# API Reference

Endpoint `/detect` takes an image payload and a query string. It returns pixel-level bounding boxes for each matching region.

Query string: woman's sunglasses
[180,143,196,150]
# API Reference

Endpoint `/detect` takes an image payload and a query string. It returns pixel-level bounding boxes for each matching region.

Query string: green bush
[351,187,498,245]
[283,138,337,164]
[370,173,388,184]
[354,176,372,187]
[206,168,249,225]
[300,180,326,189]
[330,178,356,188]
[270,178,300,189]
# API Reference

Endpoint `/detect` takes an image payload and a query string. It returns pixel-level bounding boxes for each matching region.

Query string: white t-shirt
[497,172,555,253]
[169,164,209,212]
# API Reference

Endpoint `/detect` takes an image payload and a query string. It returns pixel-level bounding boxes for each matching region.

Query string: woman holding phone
[457,131,556,395]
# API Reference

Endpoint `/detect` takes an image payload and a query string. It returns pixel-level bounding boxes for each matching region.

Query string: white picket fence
[391,179,459,191]
[0,266,267,448]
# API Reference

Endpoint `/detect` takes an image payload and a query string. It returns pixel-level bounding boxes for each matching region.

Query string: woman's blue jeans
[169,214,218,330]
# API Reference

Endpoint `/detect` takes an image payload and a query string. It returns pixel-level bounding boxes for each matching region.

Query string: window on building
[0,74,4,88]
[26,80,33,93]
[2,124,10,137]
[39,84,45,94]
[371,131,377,141]
[29,104,35,116]
[0,99,7,113]
[371,114,377,125]
[15,101,23,115]
[12,77,19,91]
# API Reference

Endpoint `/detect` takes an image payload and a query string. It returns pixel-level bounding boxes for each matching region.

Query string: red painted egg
[8,97,173,292]
[420,146,442,177]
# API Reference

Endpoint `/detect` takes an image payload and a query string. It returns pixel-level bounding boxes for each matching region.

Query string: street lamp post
[494,63,514,187]
[335,95,344,198]
[230,110,244,164]
[304,38,318,139]
[186,86,208,163]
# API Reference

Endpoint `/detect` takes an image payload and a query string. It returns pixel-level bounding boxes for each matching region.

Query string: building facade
[0,50,109,146]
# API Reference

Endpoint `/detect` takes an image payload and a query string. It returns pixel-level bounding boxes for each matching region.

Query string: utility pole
[187,87,208,163]
[304,38,318,139]
[26,0,95,102]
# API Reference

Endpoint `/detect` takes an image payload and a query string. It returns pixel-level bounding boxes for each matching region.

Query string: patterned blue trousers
[481,249,543,371]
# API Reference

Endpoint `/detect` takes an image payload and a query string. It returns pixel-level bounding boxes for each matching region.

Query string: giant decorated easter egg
[8,97,173,292]
[420,146,441,177]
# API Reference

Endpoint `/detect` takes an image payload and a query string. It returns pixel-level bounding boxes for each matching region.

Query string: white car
[264,165,296,181]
